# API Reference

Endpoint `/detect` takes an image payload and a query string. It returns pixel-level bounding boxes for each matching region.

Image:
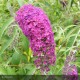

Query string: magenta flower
[63,51,78,80]
[15,4,56,73]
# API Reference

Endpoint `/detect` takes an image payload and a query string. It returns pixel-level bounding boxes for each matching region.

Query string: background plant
[0,0,80,79]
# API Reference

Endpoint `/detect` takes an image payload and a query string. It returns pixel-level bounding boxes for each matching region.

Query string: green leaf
[67,0,73,12]
[0,67,7,75]
[0,17,14,40]
[21,34,29,53]
[11,50,21,65]
[6,67,16,75]
[24,64,36,75]
[20,54,28,63]
[17,0,24,7]
[68,0,74,8]
[64,25,76,32]
[66,29,80,54]
[27,48,33,62]
[17,67,25,75]
[57,27,78,56]
[67,36,76,47]
[75,62,80,68]
[0,27,17,54]
[7,1,15,17]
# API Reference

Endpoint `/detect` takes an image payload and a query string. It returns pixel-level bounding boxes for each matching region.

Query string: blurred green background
[0,0,80,78]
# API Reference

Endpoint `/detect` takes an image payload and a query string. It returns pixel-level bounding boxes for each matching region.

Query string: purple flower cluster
[15,4,56,72]
[63,51,78,80]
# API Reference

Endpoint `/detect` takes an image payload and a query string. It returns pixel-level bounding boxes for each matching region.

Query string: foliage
[0,0,80,78]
